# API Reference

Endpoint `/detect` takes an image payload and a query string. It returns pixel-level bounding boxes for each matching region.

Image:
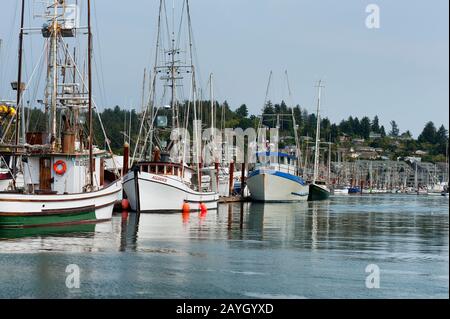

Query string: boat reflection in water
[0,222,114,253]
[0,224,96,240]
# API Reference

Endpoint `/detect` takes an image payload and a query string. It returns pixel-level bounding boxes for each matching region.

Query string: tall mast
[49,0,59,150]
[87,0,94,188]
[327,141,332,184]
[170,15,177,131]
[313,80,324,184]
[446,141,449,184]
[285,70,301,171]
[12,0,26,188]
[140,68,147,114]
[210,73,214,131]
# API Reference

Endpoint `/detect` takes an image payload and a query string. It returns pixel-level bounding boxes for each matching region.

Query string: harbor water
[0,195,448,299]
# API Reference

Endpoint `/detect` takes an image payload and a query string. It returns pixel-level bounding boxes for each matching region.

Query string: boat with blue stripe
[247,152,309,202]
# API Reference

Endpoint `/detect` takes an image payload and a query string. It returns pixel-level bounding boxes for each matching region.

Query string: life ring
[53,160,67,175]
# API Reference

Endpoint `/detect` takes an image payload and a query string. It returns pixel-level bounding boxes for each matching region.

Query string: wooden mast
[87,0,94,189]
[12,0,26,189]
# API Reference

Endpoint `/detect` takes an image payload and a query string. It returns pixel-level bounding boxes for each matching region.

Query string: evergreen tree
[235,104,248,118]
[436,125,448,145]
[360,116,371,139]
[389,120,400,137]
[418,121,437,144]
[371,115,380,133]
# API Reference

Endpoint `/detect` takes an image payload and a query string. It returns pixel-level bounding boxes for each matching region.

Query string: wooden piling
[229,160,235,196]
[240,163,246,198]
[123,142,129,176]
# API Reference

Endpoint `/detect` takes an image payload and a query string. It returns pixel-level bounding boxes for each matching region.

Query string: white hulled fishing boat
[123,0,219,212]
[0,0,121,228]
[247,151,309,202]
[247,71,309,202]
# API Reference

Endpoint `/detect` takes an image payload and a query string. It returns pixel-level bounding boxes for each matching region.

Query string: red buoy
[121,199,130,211]
[200,203,208,215]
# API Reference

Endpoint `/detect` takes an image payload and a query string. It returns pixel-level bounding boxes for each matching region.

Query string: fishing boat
[247,72,309,202]
[308,81,330,201]
[0,0,121,229]
[123,0,219,213]
[247,152,309,202]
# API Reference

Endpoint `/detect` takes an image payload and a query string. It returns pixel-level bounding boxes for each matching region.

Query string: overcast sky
[0,0,448,137]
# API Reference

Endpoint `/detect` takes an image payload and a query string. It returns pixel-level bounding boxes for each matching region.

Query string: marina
[0,0,448,302]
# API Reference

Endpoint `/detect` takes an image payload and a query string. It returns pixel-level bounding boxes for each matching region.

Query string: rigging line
[2,41,47,140]
[58,36,119,177]
[134,0,164,161]
[132,68,159,162]
[28,43,46,132]
[175,0,186,50]
[163,0,172,52]
[92,0,108,107]
[258,70,273,131]
[0,0,19,98]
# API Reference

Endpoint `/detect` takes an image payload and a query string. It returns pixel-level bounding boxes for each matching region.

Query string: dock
[219,196,251,204]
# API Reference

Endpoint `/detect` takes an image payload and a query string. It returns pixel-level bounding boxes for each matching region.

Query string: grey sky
[0,0,448,137]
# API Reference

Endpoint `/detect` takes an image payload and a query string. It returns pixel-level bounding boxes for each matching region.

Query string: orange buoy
[121,199,130,211]
[182,202,190,214]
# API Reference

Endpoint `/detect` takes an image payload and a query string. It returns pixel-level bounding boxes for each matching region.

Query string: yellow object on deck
[0,105,16,116]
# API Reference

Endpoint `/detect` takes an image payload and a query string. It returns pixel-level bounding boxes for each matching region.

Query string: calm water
[0,195,448,299]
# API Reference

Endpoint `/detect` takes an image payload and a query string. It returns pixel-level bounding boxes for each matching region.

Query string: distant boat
[332,186,350,195]
[348,186,361,194]
[309,182,331,201]
[308,80,330,201]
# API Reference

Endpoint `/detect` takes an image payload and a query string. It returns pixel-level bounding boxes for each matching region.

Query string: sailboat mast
[12,0,25,187]
[87,0,94,187]
[313,80,324,184]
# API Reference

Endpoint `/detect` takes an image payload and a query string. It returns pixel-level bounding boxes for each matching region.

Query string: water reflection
[0,195,447,298]
[0,224,96,240]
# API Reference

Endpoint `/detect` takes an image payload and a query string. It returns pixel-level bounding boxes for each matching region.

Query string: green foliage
[12,103,449,163]
[389,120,400,137]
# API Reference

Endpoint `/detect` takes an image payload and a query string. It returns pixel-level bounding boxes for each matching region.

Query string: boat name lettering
[152,176,167,183]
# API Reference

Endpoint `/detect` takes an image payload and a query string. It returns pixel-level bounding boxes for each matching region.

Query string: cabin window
[150,165,156,174]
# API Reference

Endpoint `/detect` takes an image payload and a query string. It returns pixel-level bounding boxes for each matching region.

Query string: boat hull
[308,183,331,201]
[123,171,219,213]
[246,170,309,202]
[0,181,122,228]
